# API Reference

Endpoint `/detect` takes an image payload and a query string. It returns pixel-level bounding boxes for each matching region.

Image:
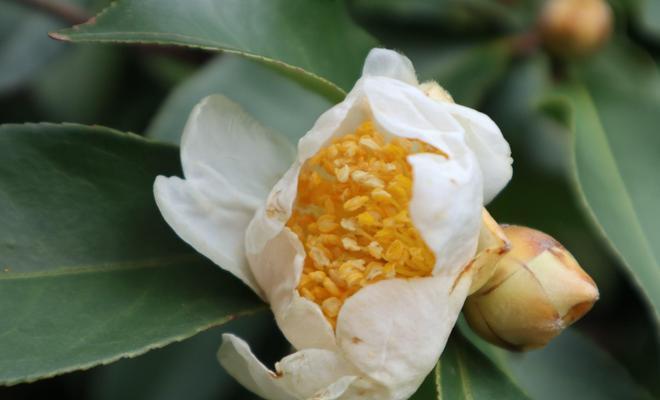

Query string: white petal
[218,334,294,400]
[245,163,301,257]
[154,176,262,295]
[181,95,295,199]
[218,334,358,400]
[275,347,357,397]
[277,293,336,350]
[362,48,419,86]
[408,152,483,276]
[336,275,472,399]
[298,76,468,165]
[154,95,294,298]
[442,103,513,203]
[363,77,466,154]
[246,222,336,350]
[297,84,365,162]
[312,376,358,400]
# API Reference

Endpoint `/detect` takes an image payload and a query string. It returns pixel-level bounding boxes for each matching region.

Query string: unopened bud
[539,0,612,57]
[463,225,599,351]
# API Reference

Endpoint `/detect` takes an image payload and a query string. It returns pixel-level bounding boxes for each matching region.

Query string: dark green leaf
[147,55,331,145]
[0,2,62,93]
[542,43,660,321]
[53,0,378,102]
[486,50,660,397]
[485,53,624,299]
[350,0,533,33]
[31,45,124,124]
[568,84,660,319]
[410,331,529,399]
[90,312,287,400]
[0,123,263,385]
[636,0,660,41]
[499,330,655,400]
[0,0,107,94]
[413,40,512,108]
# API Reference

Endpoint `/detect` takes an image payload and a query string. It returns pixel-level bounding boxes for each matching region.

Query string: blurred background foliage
[0,0,658,399]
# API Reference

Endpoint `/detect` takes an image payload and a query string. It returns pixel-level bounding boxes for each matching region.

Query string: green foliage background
[0,0,658,399]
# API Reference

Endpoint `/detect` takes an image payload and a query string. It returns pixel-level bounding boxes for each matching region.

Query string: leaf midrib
[455,346,475,400]
[0,253,202,280]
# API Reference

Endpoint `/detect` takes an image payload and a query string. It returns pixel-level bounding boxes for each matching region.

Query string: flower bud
[539,0,612,58]
[463,225,599,351]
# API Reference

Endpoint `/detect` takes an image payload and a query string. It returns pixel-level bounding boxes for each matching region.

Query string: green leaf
[350,0,532,33]
[90,312,287,400]
[52,0,377,102]
[488,48,660,397]
[412,40,512,108]
[497,330,656,400]
[636,0,660,41]
[0,2,63,93]
[31,45,124,124]
[147,55,331,145]
[411,331,529,399]
[0,0,106,94]
[544,43,660,321]
[568,85,660,318]
[0,123,263,385]
[485,53,628,303]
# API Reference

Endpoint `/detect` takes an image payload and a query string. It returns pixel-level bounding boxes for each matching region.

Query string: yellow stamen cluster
[287,121,444,327]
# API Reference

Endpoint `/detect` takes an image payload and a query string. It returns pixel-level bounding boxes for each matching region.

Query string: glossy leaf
[567,85,660,320]
[52,0,377,102]
[147,55,331,145]
[0,123,263,385]
[411,331,529,399]
[90,312,287,400]
[498,330,655,400]
[540,43,660,321]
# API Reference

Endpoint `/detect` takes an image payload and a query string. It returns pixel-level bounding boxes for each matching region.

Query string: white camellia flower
[154,48,513,400]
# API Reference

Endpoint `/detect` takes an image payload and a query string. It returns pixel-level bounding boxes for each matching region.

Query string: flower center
[287,121,442,327]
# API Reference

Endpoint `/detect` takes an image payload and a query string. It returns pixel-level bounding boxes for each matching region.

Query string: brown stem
[8,0,90,25]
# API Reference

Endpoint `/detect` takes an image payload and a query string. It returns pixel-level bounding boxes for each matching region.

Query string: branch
[9,0,90,25]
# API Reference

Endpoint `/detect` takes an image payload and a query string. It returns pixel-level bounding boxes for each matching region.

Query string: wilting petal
[218,334,294,400]
[468,209,511,294]
[154,95,294,297]
[336,274,472,399]
[218,334,359,400]
[246,225,336,350]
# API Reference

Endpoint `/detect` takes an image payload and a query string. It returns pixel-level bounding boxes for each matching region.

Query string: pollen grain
[287,121,442,327]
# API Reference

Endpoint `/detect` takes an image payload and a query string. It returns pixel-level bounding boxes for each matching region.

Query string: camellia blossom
[154,49,513,400]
